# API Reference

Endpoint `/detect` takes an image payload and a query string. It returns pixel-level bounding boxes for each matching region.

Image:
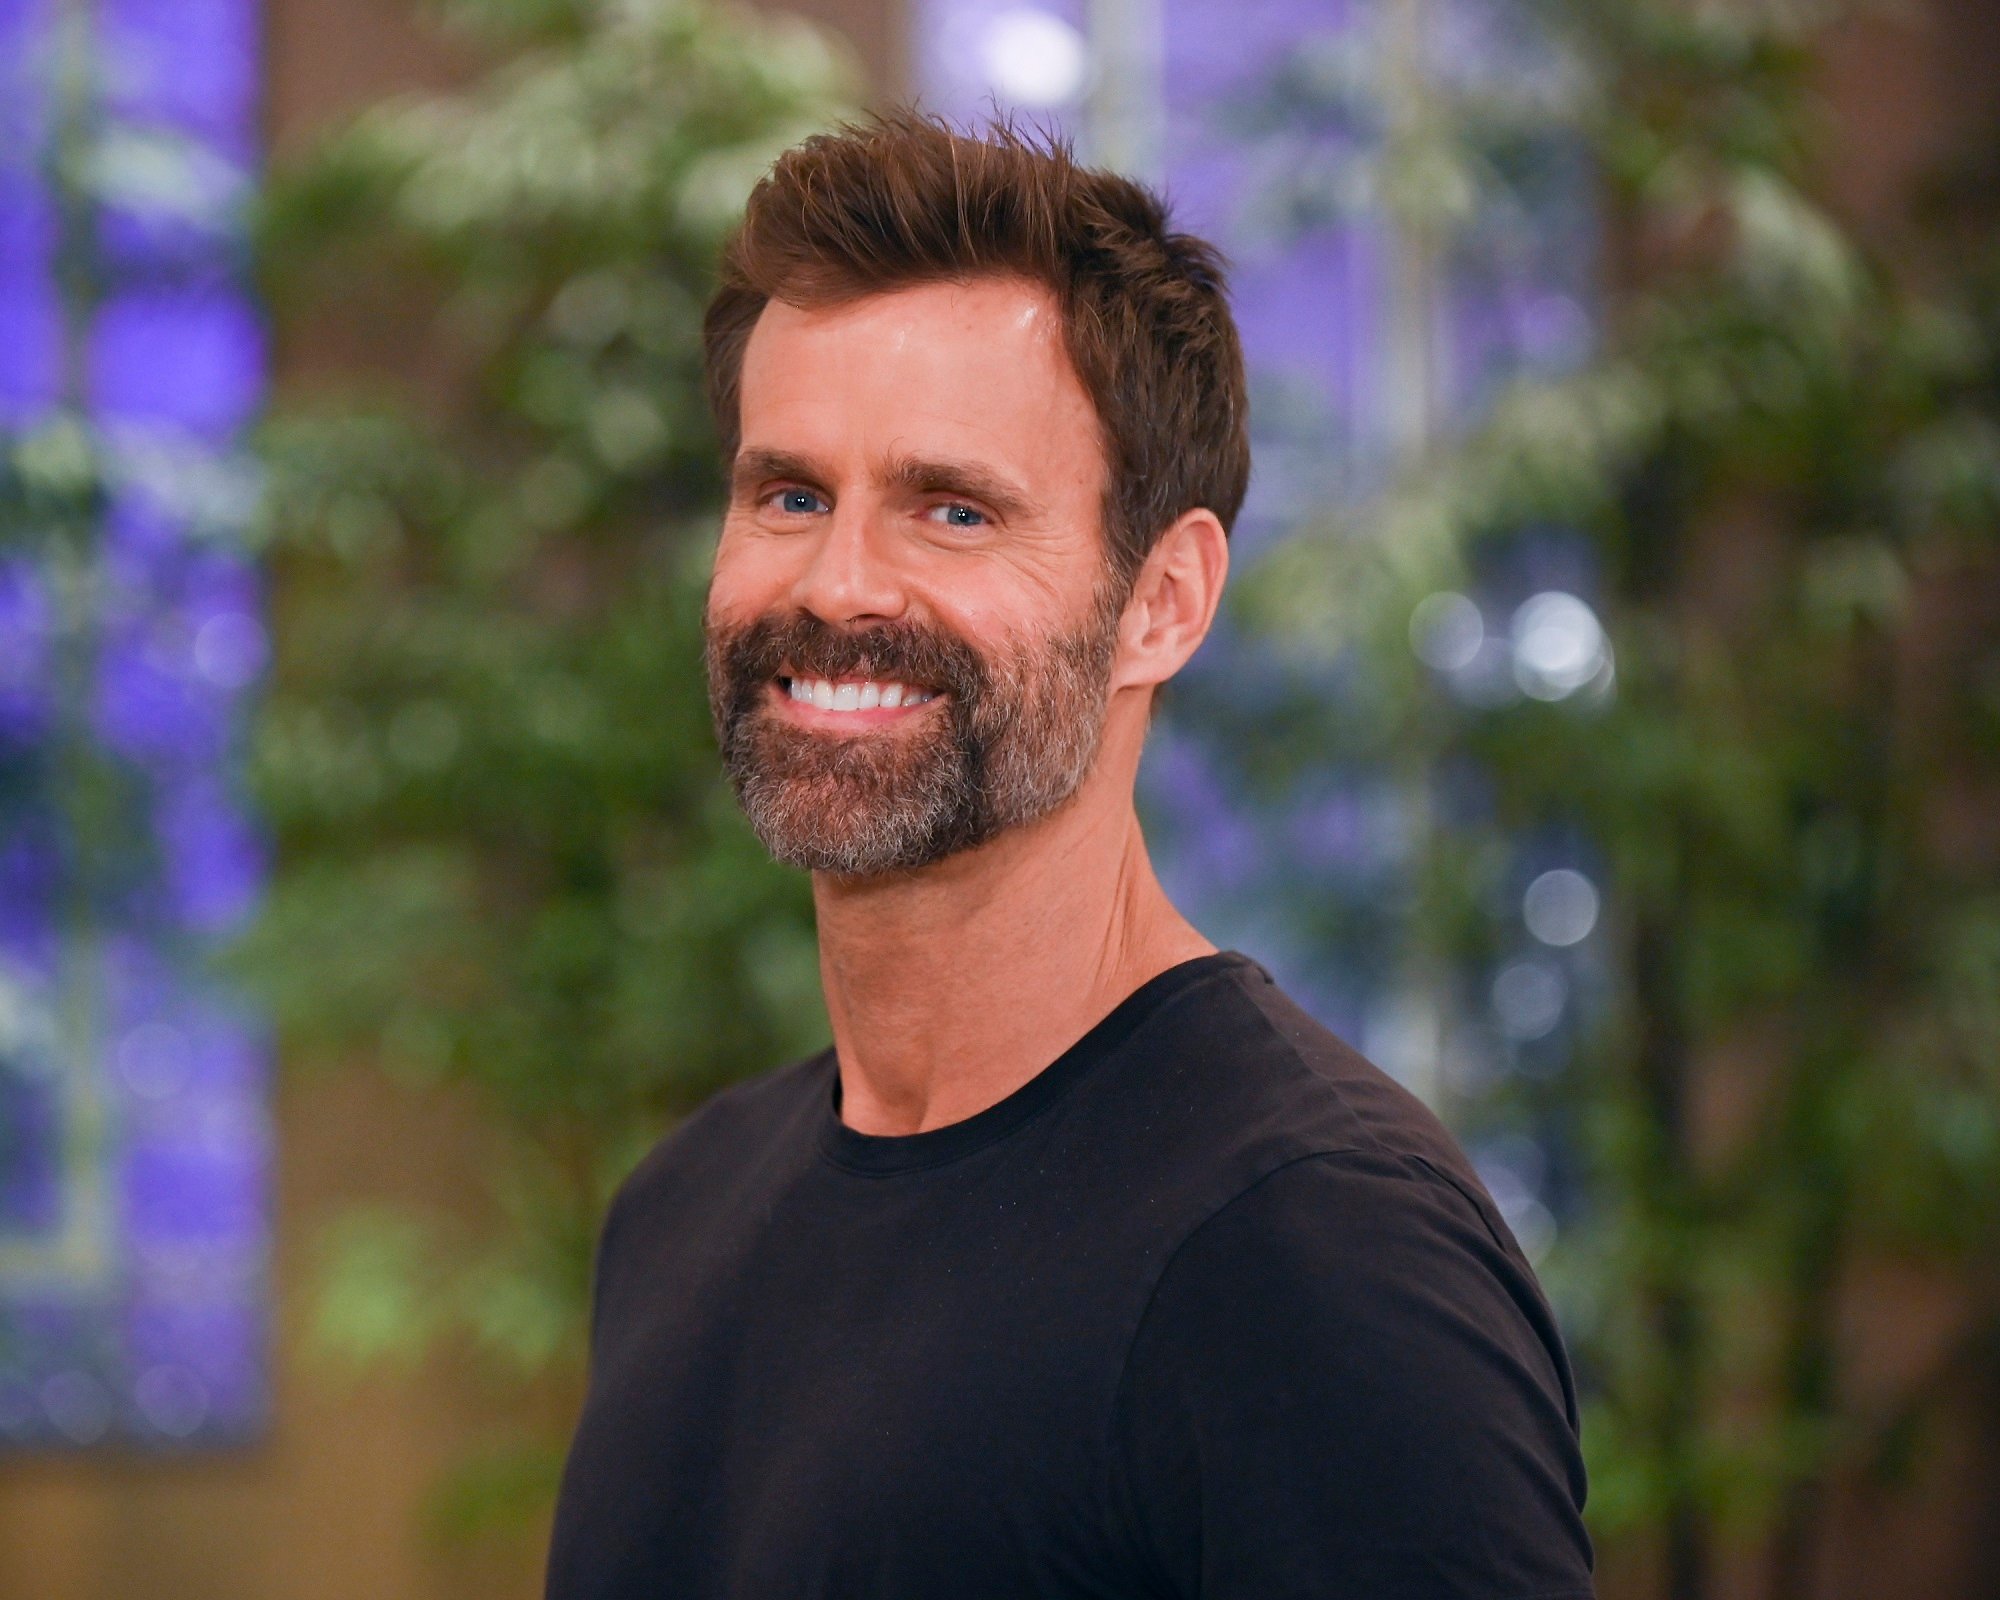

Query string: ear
[1111,508,1230,692]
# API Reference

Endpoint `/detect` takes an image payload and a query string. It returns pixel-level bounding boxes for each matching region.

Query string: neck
[812,753,1213,1136]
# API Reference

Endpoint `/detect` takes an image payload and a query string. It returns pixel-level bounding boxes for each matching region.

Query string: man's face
[703,277,1125,876]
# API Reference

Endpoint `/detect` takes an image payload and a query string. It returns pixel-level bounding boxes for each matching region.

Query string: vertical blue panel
[0,0,60,424]
[0,0,267,1449]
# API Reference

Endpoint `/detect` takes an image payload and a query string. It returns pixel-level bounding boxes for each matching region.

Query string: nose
[789,500,908,627]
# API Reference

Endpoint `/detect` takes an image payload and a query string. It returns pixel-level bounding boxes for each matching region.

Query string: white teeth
[782,677,936,711]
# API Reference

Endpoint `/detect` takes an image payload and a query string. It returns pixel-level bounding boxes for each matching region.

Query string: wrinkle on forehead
[742,280,1095,471]
[767,274,1062,346]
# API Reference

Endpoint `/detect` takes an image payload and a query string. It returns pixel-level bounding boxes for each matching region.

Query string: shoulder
[1207,963,1475,1166]
[1137,1147,1571,1412]
[1100,958,1499,1230]
[1091,960,1582,1421]
[1109,1147,1594,1597]
[602,1049,832,1244]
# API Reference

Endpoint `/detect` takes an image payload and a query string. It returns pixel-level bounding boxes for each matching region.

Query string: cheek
[706,525,788,623]
[936,563,1101,648]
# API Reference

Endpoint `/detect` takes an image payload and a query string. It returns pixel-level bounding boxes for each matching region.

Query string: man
[546,114,1595,1599]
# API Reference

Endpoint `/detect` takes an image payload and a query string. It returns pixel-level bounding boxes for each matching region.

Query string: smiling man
[545,116,1595,1600]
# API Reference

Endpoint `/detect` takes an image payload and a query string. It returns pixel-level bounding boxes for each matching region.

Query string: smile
[777,675,940,713]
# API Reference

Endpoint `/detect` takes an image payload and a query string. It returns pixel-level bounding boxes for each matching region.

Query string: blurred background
[1,0,1997,1595]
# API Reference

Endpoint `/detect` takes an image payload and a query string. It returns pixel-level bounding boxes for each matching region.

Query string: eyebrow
[730,448,828,502]
[883,455,1038,523]
[729,446,1040,524]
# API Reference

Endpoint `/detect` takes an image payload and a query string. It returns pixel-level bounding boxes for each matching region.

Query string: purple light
[155,772,266,933]
[0,825,60,959]
[0,1077,62,1232]
[1,0,269,1451]
[96,0,260,158]
[123,1131,266,1244]
[91,287,265,438]
[0,558,53,738]
[125,1299,264,1437]
[94,612,237,764]
[0,175,60,423]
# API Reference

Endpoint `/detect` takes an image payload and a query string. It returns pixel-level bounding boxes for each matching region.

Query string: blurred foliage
[232,0,853,1528]
[234,0,1999,1579]
[1239,0,2000,1594]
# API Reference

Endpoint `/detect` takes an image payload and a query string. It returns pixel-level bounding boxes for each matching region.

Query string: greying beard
[704,584,1124,877]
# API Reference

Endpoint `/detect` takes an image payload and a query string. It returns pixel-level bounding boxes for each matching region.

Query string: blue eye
[927,502,987,528]
[770,488,827,515]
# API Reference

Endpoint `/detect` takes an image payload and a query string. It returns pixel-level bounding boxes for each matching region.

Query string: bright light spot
[1492,958,1566,1040]
[982,10,1090,106]
[135,1365,210,1438]
[193,610,266,688]
[1409,591,1484,671]
[1523,868,1599,946]
[1510,590,1607,701]
[118,1021,191,1100]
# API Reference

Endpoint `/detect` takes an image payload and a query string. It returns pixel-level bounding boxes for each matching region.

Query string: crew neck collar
[816,951,1261,1177]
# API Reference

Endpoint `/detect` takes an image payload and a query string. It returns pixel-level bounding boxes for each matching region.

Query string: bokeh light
[981,9,1091,105]
[1410,590,1486,672]
[1510,590,1610,701]
[1523,867,1599,946]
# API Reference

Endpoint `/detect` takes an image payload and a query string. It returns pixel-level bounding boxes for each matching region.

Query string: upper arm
[1107,1150,1594,1600]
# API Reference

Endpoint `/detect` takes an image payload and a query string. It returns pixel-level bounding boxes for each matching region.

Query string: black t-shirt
[546,953,1595,1599]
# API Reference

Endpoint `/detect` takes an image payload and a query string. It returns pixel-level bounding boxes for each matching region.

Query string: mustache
[708,612,991,706]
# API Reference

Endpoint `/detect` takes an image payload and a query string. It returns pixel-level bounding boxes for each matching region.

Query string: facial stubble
[704,584,1126,877]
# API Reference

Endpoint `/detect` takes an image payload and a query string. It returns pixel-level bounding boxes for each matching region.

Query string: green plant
[1241,2,2000,1594]
[234,0,853,1530]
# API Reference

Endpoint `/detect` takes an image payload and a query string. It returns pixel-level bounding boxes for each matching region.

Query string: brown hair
[702,112,1251,586]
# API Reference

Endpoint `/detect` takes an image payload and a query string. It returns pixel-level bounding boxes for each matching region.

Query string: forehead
[735,278,1103,502]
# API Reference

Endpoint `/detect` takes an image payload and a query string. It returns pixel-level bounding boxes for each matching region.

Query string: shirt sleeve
[1107,1148,1595,1600]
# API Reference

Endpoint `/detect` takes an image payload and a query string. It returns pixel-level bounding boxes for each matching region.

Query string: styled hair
[702,112,1251,585]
